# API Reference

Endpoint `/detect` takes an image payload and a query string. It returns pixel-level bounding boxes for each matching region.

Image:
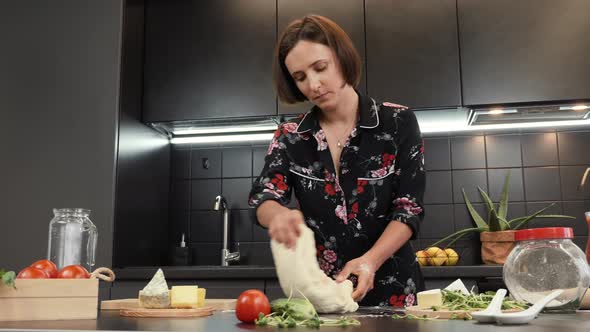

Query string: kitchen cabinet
[267,278,476,300]
[458,0,590,105]
[277,0,366,115]
[110,280,265,300]
[110,276,482,301]
[142,0,277,122]
[365,0,461,109]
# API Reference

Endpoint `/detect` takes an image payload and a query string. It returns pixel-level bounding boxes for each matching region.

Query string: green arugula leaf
[256,293,360,328]
[1,270,16,289]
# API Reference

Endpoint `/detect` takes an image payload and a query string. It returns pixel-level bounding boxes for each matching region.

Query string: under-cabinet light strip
[170,133,275,144]
[419,119,590,134]
[170,119,590,144]
[559,105,589,111]
[482,108,519,115]
[173,125,278,135]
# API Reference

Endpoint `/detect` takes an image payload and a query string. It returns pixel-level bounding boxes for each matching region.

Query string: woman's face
[284,40,346,110]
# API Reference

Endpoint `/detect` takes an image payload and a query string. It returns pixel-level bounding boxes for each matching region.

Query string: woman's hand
[268,209,304,249]
[335,256,377,302]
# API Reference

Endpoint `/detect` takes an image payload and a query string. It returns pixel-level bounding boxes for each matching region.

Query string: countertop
[1,310,590,332]
[113,265,503,280]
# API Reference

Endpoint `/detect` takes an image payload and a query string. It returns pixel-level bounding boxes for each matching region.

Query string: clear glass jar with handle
[503,227,590,313]
[47,208,97,271]
[585,212,590,264]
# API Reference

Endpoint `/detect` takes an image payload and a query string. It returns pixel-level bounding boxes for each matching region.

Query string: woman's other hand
[268,209,304,249]
[335,257,376,302]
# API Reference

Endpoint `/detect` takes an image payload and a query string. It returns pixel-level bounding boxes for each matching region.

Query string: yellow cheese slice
[416,289,443,309]
[196,288,206,307]
[170,286,199,308]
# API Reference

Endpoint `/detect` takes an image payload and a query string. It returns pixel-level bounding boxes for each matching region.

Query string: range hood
[150,117,282,144]
[151,117,280,137]
[468,104,590,125]
[416,102,590,134]
[150,102,590,144]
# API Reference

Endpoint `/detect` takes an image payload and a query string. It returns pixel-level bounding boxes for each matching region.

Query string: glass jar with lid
[47,208,98,272]
[503,227,590,312]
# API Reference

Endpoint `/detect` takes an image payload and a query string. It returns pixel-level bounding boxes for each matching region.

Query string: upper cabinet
[142,0,590,122]
[142,0,276,122]
[277,0,366,115]
[459,0,590,106]
[365,0,462,109]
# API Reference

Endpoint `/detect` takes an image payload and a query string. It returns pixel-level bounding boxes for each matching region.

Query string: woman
[249,15,426,307]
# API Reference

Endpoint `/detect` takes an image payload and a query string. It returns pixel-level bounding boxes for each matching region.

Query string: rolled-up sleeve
[386,110,426,239]
[249,126,293,215]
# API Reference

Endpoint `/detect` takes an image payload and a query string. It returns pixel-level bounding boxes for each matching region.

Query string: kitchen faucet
[579,167,590,190]
[214,195,240,266]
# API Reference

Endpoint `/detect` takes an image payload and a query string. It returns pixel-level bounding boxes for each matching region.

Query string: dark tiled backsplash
[169,129,590,266]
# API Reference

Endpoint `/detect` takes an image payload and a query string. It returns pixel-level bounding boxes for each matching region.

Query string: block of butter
[170,286,207,308]
[416,289,443,309]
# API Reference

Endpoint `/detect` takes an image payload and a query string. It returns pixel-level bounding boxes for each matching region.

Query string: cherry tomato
[235,289,270,323]
[30,259,58,278]
[17,266,49,279]
[57,265,90,279]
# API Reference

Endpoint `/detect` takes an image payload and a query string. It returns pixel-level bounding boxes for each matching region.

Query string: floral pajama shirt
[249,92,426,307]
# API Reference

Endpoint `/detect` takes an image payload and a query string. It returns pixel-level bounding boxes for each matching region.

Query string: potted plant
[431,171,574,265]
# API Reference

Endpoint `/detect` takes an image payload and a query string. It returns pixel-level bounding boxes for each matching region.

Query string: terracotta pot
[480,230,516,265]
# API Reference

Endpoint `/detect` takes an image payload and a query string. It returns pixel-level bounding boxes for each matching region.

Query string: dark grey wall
[0,1,123,270]
[169,128,590,266]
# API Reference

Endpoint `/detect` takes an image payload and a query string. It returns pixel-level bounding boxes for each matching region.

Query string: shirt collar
[294,91,380,134]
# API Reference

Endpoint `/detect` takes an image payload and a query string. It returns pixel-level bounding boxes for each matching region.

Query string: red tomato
[57,265,90,279]
[17,266,49,279]
[235,289,270,323]
[30,259,58,278]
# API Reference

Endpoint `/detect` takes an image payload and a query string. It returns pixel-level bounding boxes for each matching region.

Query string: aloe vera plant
[431,171,574,247]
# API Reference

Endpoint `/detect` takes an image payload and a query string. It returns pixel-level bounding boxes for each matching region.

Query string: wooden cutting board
[101,298,236,311]
[120,306,214,318]
[405,306,521,319]
[580,289,590,310]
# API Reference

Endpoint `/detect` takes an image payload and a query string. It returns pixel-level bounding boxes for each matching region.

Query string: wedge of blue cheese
[138,268,170,308]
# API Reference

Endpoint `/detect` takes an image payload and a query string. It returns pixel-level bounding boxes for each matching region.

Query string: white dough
[270,223,359,314]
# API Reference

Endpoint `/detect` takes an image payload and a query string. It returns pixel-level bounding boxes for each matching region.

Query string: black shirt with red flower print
[249,92,426,307]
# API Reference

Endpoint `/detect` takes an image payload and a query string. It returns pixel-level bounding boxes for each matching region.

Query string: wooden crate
[0,278,98,321]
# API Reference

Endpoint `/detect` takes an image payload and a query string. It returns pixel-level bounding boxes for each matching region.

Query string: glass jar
[47,208,98,272]
[503,227,590,313]
[585,212,590,264]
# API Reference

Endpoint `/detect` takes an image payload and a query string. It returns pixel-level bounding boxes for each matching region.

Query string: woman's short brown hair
[273,15,362,104]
